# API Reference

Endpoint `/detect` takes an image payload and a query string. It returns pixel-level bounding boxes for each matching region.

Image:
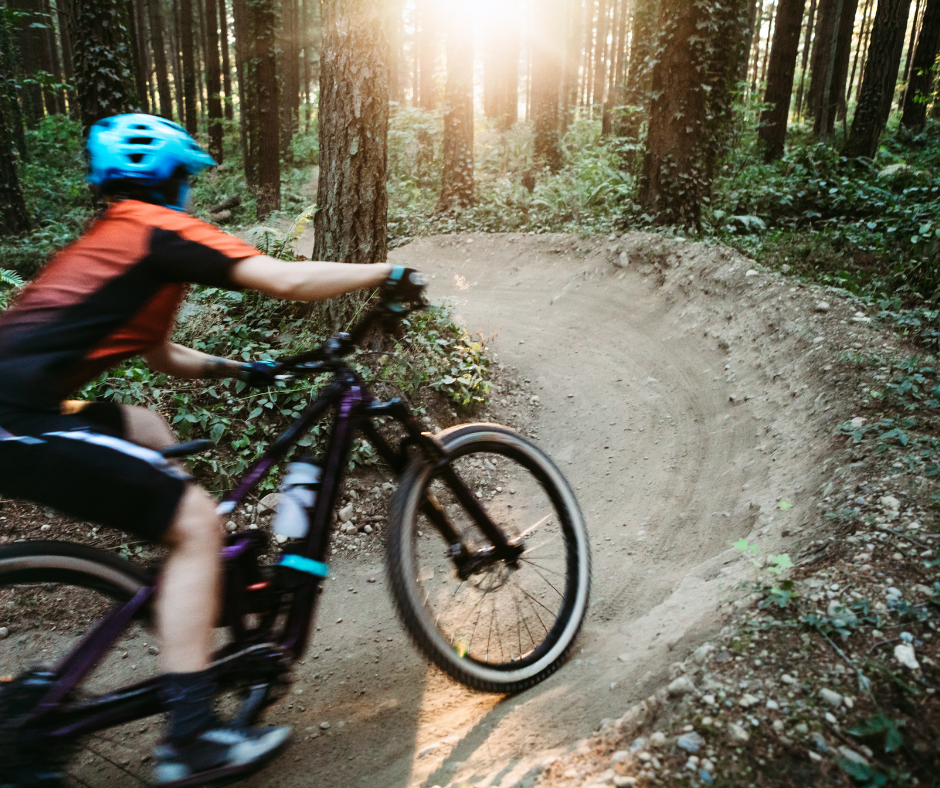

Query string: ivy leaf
[778,500,794,511]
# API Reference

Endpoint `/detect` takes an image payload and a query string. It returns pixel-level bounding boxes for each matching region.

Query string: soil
[0,231,897,786]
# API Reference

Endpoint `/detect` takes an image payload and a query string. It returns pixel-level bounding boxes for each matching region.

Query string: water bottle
[272,458,321,539]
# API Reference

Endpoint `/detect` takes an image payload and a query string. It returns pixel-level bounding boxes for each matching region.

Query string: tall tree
[805,0,841,124]
[416,0,441,110]
[847,0,874,101]
[438,2,473,210]
[314,0,389,286]
[901,0,940,130]
[602,0,630,134]
[219,0,234,120]
[483,0,520,129]
[592,0,610,108]
[128,0,150,113]
[638,0,750,226]
[40,0,66,114]
[170,0,186,121]
[10,0,46,127]
[0,85,31,236]
[205,0,224,161]
[758,0,807,160]
[70,0,139,130]
[561,0,583,129]
[618,0,657,139]
[148,0,174,118]
[232,0,253,183]
[56,0,77,118]
[814,0,857,136]
[0,3,28,159]
[844,0,913,157]
[180,0,198,133]
[280,0,300,150]
[248,0,280,217]
[794,0,817,117]
[532,0,566,170]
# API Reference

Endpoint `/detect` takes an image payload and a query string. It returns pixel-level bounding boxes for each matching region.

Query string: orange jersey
[0,200,259,410]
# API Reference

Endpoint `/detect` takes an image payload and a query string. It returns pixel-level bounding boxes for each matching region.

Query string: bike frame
[19,314,514,745]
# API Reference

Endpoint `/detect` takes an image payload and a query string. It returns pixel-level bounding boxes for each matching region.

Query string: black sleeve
[146,228,244,289]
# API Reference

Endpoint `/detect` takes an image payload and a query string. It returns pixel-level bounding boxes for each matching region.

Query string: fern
[0,268,24,310]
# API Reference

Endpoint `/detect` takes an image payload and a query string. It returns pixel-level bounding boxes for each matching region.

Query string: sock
[158,669,218,743]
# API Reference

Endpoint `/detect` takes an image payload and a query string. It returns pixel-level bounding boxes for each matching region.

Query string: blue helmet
[86,114,216,211]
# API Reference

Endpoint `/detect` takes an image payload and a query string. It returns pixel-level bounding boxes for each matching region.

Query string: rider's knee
[121,405,176,450]
[163,485,223,553]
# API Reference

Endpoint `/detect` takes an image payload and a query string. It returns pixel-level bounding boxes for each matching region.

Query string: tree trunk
[532,0,566,170]
[618,0,657,138]
[638,0,750,227]
[179,0,198,132]
[749,0,764,93]
[591,0,609,108]
[582,0,596,107]
[901,0,940,129]
[41,0,67,114]
[759,0,776,84]
[806,0,840,121]
[205,0,224,161]
[0,87,31,236]
[847,0,874,101]
[759,0,806,160]
[438,2,473,210]
[827,0,859,126]
[417,0,440,110]
[0,6,29,159]
[387,0,402,104]
[56,0,77,118]
[902,0,923,84]
[483,1,519,129]
[127,0,150,113]
[562,0,583,129]
[249,0,280,218]
[314,0,389,280]
[232,0,252,180]
[70,0,140,131]
[794,0,817,117]
[844,0,913,157]
[280,0,299,152]
[602,0,629,134]
[220,0,234,120]
[10,0,46,127]
[148,0,173,118]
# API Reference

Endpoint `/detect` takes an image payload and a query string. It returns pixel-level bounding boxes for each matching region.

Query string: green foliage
[0,269,24,309]
[729,538,795,607]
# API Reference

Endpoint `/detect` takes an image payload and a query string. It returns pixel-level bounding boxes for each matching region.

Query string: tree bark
[758,0,806,160]
[249,0,280,218]
[591,0,609,107]
[438,2,474,210]
[483,1,519,129]
[901,0,940,129]
[220,0,234,120]
[169,0,186,121]
[280,0,299,152]
[618,0,657,138]
[847,0,873,101]
[70,0,139,131]
[827,0,859,126]
[205,0,224,161]
[148,0,173,118]
[40,0,67,114]
[759,0,776,84]
[638,0,750,227]
[232,0,251,180]
[387,0,402,104]
[844,0,913,157]
[749,0,764,93]
[532,0,566,170]
[0,86,31,236]
[10,0,46,127]
[56,0,77,118]
[902,0,923,85]
[314,0,389,275]
[602,0,629,134]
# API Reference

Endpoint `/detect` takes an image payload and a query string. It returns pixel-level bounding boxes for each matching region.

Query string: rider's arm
[229,256,392,301]
[144,341,242,379]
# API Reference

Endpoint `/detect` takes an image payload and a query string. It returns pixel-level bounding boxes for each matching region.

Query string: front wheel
[387,424,590,693]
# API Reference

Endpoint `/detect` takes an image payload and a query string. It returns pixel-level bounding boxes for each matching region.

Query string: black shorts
[0,402,188,541]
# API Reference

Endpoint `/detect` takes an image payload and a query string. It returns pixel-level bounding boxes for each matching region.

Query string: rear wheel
[0,541,154,786]
[387,424,590,693]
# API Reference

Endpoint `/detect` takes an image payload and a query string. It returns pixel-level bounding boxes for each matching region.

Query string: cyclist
[0,114,405,786]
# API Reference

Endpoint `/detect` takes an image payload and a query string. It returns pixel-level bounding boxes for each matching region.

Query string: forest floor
[2,231,937,787]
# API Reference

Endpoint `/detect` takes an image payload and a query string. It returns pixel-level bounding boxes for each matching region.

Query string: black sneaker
[152,724,292,787]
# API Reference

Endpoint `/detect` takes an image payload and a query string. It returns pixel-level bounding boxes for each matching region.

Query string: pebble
[226,521,238,532]
[364,524,373,534]
[0,626,8,639]
[693,643,714,664]
[676,732,704,753]
[649,732,666,747]
[667,675,696,697]
[839,746,868,765]
[814,301,830,312]
[825,712,838,725]
[738,693,759,708]
[745,269,758,277]
[319,721,331,730]
[727,722,750,742]
[781,674,797,684]
[40,524,51,532]
[148,645,159,655]
[894,643,920,670]
[338,503,354,523]
[766,699,779,710]
[613,778,637,788]
[819,688,843,707]
[275,533,288,544]
[880,495,901,511]
[258,493,281,514]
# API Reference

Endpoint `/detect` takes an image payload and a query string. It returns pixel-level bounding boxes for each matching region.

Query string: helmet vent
[129,137,153,146]
[129,153,145,163]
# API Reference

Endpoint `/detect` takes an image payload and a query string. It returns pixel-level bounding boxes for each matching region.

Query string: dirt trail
[233,231,836,788]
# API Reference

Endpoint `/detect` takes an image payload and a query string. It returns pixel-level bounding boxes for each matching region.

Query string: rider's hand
[381,266,427,310]
[239,360,280,387]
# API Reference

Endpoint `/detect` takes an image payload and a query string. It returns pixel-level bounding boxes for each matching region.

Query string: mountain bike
[0,280,591,784]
